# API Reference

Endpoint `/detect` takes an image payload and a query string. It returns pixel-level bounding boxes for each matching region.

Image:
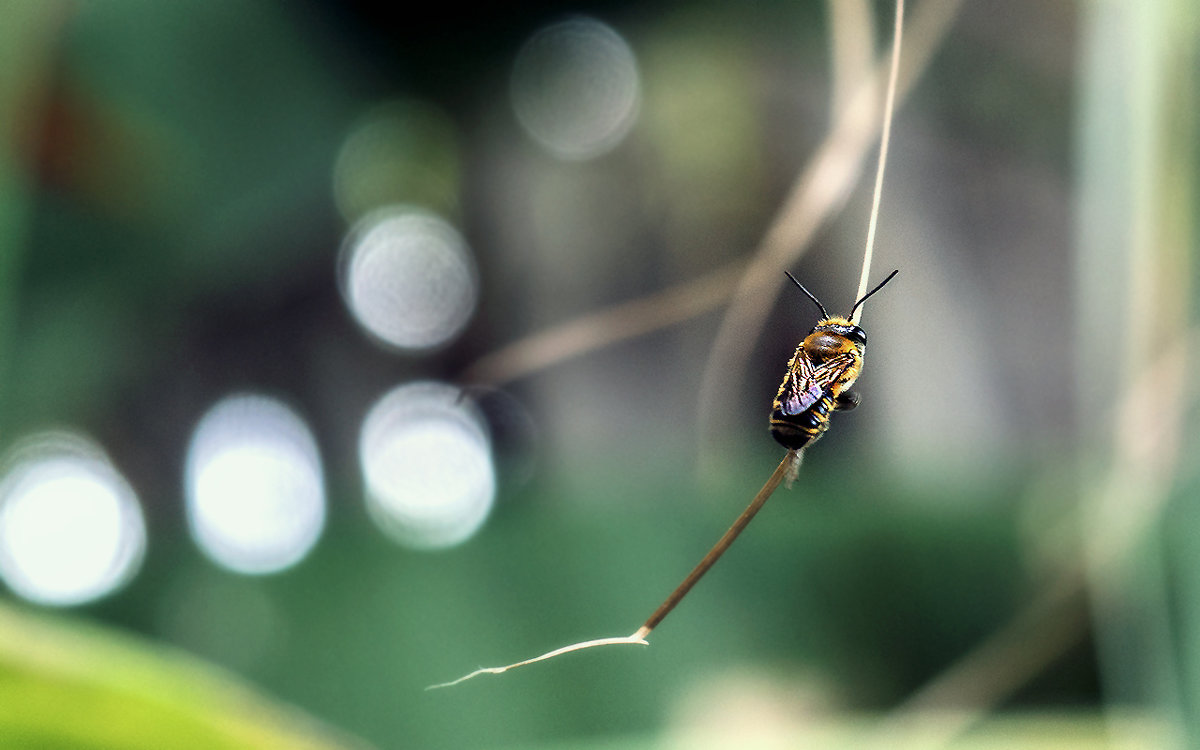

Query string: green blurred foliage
[0,602,368,750]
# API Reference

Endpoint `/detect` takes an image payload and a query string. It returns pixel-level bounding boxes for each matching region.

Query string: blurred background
[0,0,1196,748]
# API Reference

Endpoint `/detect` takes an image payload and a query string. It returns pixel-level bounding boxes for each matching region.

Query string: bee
[770,269,898,451]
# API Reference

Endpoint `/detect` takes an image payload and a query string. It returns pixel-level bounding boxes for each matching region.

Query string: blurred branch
[865,572,1089,748]
[460,261,743,386]
[827,0,875,130]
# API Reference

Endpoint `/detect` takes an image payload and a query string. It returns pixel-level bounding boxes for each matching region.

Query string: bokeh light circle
[359,381,496,550]
[185,394,326,575]
[510,16,641,160]
[0,431,146,606]
[339,207,478,351]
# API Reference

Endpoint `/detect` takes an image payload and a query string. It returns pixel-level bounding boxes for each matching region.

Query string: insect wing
[811,355,855,390]
[781,381,823,415]
[779,354,855,415]
[779,357,824,415]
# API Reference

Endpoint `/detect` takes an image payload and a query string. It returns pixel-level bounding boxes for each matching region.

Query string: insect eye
[846,327,867,346]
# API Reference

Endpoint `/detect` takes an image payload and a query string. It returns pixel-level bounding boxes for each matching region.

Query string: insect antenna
[784,271,830,320]
[848,269,899,318]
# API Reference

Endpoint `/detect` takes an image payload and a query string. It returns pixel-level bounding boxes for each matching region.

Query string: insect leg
[834,391,860,411]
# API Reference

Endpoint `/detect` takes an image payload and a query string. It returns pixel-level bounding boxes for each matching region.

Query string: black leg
[834,391,860,411]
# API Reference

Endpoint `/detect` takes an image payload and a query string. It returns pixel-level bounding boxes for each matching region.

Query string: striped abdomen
[769,387,835,450]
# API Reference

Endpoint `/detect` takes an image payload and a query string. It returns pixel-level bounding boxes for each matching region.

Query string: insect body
[770,270,897,450]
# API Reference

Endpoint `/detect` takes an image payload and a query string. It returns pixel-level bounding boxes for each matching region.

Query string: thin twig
[827,0,875,136]
[429,451,800,688]
[851,0,904,326]
[426,635,649,690]
[633,450,800,639]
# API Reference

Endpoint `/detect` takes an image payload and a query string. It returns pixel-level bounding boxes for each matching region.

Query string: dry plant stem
[634,449,800,639]
[426,635,650,690]
[851,0,904,326]
[429,451,800,689]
